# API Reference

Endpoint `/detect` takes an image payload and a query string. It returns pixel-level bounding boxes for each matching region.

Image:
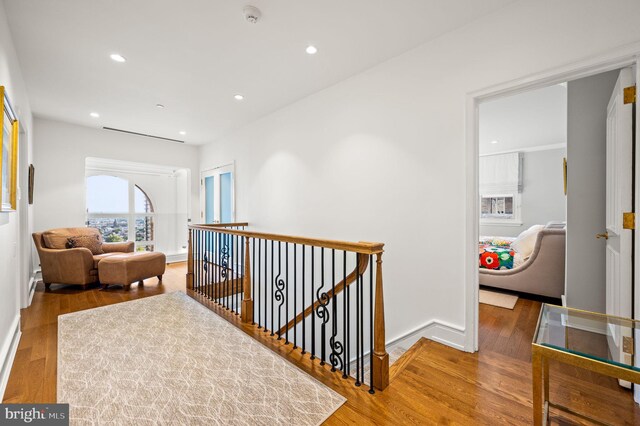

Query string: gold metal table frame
[532,304,640,425]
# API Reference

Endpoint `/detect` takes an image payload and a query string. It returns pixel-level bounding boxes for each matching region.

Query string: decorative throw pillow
[66,235,104,255]
[511,225,544,258]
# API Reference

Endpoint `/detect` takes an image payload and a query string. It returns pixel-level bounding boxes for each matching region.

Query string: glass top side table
[532,303,640,425]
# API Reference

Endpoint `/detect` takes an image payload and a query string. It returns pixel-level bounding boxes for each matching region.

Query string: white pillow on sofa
[511,225,544,258]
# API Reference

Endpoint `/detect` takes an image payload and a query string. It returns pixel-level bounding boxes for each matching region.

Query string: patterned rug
[58,292,346,425]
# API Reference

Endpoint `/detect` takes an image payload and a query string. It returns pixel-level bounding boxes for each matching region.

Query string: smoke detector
[243,6,261,24]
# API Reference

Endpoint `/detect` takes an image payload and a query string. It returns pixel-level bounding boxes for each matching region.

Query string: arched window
[86,175,155,251]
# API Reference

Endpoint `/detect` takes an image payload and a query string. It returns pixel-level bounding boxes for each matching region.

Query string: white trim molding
[387,319,466,353]
[0,315,21,401]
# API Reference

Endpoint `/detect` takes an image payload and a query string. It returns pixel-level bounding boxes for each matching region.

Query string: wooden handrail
[277,253,369,336]
[189,224,384,255]
[199,222,249,228]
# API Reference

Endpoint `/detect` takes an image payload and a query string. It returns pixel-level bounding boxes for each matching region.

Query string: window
[481,195,515,219]
[86,175,155,251]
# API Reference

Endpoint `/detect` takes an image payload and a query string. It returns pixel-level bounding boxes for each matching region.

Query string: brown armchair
[33,227,134,289]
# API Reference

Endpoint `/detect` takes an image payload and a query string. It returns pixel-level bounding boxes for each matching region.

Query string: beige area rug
[479,289,519,309]
[58,292,346,425]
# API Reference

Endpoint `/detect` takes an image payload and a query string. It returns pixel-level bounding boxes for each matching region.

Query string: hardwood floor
[2,263,185,403]
[4,265,639,425]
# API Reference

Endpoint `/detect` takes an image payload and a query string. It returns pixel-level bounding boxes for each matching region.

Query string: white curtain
[479,152,523,194]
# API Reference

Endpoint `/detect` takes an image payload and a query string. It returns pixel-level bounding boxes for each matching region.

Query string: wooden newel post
[372,251,389,390]
[186,228,194,290]
[241,237,254,324]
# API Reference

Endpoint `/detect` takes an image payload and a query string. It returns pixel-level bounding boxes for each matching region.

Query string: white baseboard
[166,253,187,264]
[387,319,467,352]
[346,319,466,370]
[0,315,22,401]
[27,272,38,306]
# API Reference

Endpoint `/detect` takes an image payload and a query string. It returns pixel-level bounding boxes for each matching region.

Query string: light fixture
[491,140,498,144]
[179,131,186,136]
[90,112,100,118]
[305,45,318,55]
[110,53,126,63]
[156,104,165,109]
[234,94,244,101]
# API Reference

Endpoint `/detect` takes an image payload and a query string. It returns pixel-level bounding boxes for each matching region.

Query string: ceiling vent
[243,6,261,24]
[102,127,185,144]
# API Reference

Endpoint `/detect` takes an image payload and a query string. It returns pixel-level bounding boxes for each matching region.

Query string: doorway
[201,163,235,224]
[467,59,640,405]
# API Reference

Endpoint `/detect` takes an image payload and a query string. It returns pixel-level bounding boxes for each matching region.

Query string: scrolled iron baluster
[274,242,285,340]
[329,337,344,372]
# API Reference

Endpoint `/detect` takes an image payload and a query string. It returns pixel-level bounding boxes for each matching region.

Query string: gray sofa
[479,223,565,299]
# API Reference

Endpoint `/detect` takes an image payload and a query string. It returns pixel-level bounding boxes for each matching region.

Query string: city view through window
[86,175,155,251]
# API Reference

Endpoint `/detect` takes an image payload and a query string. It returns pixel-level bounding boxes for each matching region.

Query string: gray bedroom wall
[565,69,619,313]
[480,148,567,238]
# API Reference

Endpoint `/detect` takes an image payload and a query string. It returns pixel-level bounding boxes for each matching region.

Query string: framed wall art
[0,86,19,211]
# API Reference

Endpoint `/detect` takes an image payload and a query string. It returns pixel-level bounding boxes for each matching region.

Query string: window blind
[479,152,523,194]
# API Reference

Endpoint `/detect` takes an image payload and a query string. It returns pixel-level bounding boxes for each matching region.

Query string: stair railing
[186,223,389,392]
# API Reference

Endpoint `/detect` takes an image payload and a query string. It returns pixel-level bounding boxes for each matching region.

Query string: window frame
[479,192,522,226]
[86,174,156,250]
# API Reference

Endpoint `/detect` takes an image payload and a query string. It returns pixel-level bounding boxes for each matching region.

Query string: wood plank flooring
[2,263,185,403]
[4,264,639,425]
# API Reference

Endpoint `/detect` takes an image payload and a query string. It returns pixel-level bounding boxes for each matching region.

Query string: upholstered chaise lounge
[33,227,134,289]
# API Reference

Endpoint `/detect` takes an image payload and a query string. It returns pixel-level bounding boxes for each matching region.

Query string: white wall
[32,118,200,256]
[480,148,567,238]
[566,69,620,313]
[0,2,34,399]
[199,0,640,350]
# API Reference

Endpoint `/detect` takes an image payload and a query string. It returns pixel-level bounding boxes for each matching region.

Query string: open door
[605,67,635,388]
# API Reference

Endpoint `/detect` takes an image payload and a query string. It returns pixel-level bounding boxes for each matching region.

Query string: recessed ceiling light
[179,131,186,136]
[110,53,126,63]
[305,45,318,55]
[156,104,165,109]
[90,112,100,118]
[491,140,498,144]
[234,94,244,101]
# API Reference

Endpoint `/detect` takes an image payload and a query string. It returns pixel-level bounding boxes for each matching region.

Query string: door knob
[596,232,609,240]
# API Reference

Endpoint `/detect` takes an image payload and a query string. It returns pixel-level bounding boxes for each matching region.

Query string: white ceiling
[3,0,513,145]
[479,84,567,155]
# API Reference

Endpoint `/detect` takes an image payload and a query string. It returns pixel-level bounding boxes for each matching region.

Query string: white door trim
[464,42,640,353]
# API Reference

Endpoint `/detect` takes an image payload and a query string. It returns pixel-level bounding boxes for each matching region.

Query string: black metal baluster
[293,244,297,349]
[301,245,306,354]
[238,235,242,315]
[310,246,315,360]
[216,232,221,303]
[222,234,233,311]
[342,251,348,379]
[359,271,364,386]
[369,255,374,394]
[257,238,261,328]
[355,267,361,387]
[270,240,274,336]
[252,237,256,324]
[285,242,289,344]
[346,255,351,379]
[194,230,199,293]
[275,242,283,340]
[330,249,339,372]
[319,248,326,366]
